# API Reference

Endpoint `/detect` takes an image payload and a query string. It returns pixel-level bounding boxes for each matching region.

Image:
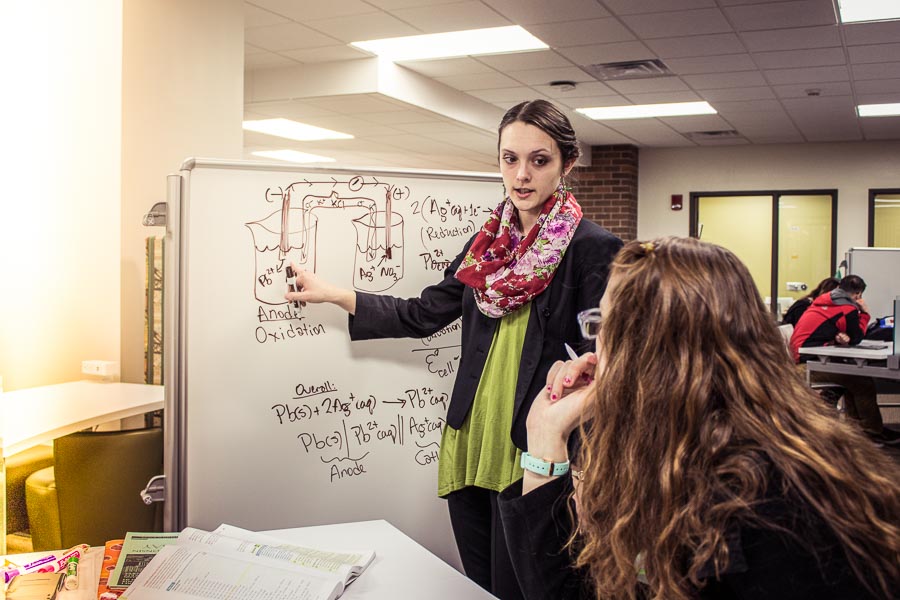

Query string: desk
[3,521,495,600]
[1,381,164,458]
[800,341,898,381]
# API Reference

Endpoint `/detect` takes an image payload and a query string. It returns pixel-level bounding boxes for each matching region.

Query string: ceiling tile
[555,41,655,65]
[622,90,704,103]
[602,120,692,146]
[306,12,421,43]
[849,43,900,65]
[566,118,636,145]
[391,2,510,33]
[244,3,290,28]
[772,81,852,98]
[699,86,777,101]
[682,71,768,89]
[301,94,409,114]
[764,65,849,85]
[602,0,717,15]
[854,78,900,94]
[245,52,302,70]
[621,8,733,39]
[718,0,806,5]
[507,66,595,85]
[556,95,630,109]
[245,100,341,119]
[468,86,552,102]
[739,25,840,52]
[245,43,267,55]
[531,80,619,98]
[365,0,469,8]
[645,33,746,58]
[658,114,734,132]
[860,118,900,140]
[525,18,635,48]
[852,62,900,81]
[605,77,692,94]
[394,121,476,134]
[710,98,784,113]
[245,22,340,52]
[281,45,373,63]
[857,91,900,105]
[397,57,496,78]
[479,0,610,25]
[245,0,377,22]
[723,0,837,31]
[843,21,900,46]
[435,72,522,90]
[665,53,758,74]
[753,47,846,70]
[475,51,574,71]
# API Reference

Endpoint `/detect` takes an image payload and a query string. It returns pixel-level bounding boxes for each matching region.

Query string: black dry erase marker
[285,265,300,309]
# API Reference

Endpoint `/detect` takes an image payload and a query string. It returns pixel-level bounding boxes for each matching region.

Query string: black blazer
[349,219,622,450]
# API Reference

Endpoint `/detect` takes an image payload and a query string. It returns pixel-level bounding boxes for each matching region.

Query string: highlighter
[65,555,79,590]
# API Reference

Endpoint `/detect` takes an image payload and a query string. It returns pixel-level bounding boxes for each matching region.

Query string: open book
[119,524,375,600]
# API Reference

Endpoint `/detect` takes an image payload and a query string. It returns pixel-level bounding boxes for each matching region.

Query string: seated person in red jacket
[789,275,899,445]
[497,238,900,600]
[780,276,838,327]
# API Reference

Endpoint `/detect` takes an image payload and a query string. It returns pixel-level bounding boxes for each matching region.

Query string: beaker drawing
[246,208,318,305]
[352,210,404,292]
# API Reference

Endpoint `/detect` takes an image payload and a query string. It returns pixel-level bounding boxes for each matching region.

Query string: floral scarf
[455,185,582,318]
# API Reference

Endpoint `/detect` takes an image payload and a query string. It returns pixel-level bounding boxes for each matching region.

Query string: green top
[437,303,529,496]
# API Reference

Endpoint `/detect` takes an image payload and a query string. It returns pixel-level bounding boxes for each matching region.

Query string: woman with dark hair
[287,99,622,599]
[781,276,840,326]
[500,237,900,600]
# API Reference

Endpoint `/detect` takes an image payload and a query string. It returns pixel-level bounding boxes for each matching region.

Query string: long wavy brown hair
[575,236,900,599]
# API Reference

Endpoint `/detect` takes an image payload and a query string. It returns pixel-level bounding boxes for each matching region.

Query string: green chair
[5,445,55,553]
[25,428,163,551]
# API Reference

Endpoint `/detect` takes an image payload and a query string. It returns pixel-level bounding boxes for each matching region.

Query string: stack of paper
[118,524,375,600]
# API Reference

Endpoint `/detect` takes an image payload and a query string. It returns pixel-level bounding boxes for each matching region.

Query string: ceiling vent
[583,59,672,81]
[685,130,742,140]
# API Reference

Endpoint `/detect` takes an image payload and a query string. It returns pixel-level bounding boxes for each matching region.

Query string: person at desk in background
[789,275,900,446]
[780,276,839,327]
[286,99,623,600]
[498,237,900,600]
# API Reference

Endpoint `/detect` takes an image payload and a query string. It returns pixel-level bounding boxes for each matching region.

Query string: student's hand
[835,332,850,346]
[286,263,357,314]
[545,353,598,403]
[857,297,869,314]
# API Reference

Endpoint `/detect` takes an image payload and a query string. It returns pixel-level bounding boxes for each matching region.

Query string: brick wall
[570,144,639,241]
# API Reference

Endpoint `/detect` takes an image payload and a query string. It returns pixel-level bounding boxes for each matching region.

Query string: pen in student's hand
[564,343,579,361]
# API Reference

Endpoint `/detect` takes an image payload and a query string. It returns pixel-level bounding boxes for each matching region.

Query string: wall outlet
[785,282,807,292]
[82,360,120,377]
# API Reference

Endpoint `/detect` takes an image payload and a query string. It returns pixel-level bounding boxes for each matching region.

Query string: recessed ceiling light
[857,102,900,117]
[251,150,336,164]
[837,0,900,23]
[350,26,547,61]
[576,101,717,120]
[243,118,353,141]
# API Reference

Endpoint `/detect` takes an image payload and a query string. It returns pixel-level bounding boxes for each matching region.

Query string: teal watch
[520,451,569,477]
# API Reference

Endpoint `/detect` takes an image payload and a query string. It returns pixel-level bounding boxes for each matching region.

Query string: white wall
[0,1,122,391]
[121,0,244,383]
[638,141,900,257]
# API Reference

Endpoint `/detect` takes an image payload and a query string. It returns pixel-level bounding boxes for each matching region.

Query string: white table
[800,340,898,381]
[3,520,495,600]
[265,520,496,599]
[1,381,164,458]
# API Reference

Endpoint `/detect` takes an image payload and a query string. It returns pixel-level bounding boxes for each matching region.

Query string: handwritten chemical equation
[270,381,448,483]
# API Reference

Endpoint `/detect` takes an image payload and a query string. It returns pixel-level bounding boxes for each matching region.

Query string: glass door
[869,189,900,247]
[691,190,836,319]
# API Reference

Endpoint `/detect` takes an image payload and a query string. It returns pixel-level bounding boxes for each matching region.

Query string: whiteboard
[846,247,900,319]
[166,159,501,568]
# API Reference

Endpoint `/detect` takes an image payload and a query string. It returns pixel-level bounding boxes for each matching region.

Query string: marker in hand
[285,265,300,309]
[564,343,579,361]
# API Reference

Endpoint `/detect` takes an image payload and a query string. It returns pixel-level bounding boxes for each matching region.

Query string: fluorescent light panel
[837,0,900,23]
[576,101,717,120]
[351,26,547,61]
[243,118,353,141]
[857,102,900,117]
[252,150,336,164]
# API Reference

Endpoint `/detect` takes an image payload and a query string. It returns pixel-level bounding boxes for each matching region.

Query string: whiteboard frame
[163,158,502,532]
